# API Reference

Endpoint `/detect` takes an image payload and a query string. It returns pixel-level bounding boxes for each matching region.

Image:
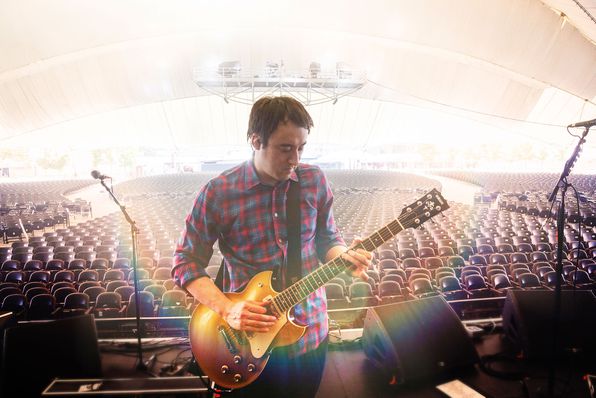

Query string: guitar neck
[271,219,402,313]
[271,187,449,313]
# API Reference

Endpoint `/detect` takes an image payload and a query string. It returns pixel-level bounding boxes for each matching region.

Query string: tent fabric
[0,0,595,155]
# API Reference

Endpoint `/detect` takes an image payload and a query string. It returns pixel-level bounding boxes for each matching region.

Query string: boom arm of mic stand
[548,129,587,202]
[97,179,147,372]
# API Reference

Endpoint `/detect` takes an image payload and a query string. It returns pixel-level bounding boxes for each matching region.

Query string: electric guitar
[188,188,449,389]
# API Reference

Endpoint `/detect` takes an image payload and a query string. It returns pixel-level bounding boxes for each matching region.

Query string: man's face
[251,121,308,185]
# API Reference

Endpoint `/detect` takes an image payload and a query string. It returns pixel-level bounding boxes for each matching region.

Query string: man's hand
[341,238,373,281]
[223,300,278,332]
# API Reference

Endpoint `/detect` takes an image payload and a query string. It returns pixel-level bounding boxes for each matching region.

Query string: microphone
[91,170,111,180]
[568,117,596,128]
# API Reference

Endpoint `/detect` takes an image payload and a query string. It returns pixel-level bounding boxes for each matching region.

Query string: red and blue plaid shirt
[173,160,344,356]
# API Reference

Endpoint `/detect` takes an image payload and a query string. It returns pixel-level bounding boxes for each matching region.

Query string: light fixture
[193,60,365,106]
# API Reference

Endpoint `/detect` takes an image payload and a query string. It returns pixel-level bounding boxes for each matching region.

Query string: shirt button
[278,238,284,244]
[274,212,278,218]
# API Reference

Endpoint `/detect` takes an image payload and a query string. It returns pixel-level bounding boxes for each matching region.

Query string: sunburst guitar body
[189,271,304,388]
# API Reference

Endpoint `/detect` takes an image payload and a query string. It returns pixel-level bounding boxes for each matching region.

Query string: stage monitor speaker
[361,295,478,386]
[502,289,596,361]
[1,314,102,397]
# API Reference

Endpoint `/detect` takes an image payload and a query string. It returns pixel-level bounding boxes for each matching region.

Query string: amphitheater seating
[1,171,594,329]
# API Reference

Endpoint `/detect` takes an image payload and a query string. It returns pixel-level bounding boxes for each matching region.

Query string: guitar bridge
[218,325,249,355]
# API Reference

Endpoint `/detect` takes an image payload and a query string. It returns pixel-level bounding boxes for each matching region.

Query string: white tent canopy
[0,0,595,174]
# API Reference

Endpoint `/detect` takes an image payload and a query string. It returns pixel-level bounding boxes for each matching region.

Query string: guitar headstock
[398,188,449,229]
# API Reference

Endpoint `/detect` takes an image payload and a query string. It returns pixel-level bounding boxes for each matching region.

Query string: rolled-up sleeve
[172,181,221,288]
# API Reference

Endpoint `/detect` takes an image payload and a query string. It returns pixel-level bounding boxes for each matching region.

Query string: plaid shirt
[173,160,344,356]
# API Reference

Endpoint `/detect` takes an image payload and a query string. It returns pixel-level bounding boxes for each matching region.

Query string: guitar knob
[247,363,256,372]
[233,374,242,383]
[233,355,242,364]
[220,365,229,374]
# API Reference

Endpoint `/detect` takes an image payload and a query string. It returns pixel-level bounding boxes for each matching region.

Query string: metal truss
[193,64,366,105]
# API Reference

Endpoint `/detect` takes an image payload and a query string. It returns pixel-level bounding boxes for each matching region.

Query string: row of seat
[0,287,191,322]
[325,260,596,309]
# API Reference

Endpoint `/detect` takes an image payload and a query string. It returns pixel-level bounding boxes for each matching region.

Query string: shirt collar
[244,160,299,190]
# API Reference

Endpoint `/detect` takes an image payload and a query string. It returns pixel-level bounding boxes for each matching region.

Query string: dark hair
[247,96,313,147]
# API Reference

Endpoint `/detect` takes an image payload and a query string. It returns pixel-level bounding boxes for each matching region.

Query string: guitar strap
[214,176,302,291]
[285,176,302,288]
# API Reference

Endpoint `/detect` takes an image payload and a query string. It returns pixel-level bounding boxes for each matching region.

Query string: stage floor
[92,329,594,398]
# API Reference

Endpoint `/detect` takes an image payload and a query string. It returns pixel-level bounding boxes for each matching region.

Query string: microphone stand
[97,177,147,372]
[542,126,589,398]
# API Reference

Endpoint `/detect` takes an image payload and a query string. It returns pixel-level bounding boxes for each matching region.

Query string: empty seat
[325,283,350,309]
[11,252,33,264]
[55,292,91,318]
[126,291,156,318]
[491,273,512,291]
[53,252,75,263]
[106,280,128,292]
[45,259,65,271]
[1,293,28,320]
[445,256,465,268]
[515,242,533,253]
[465,274,494,298]
[114,285,136,303]
[53,270,76,283]
[380,274,404,287]
[460,269,481,285]
[377,249,396,261]
[468,254,487,266]
[68,259,87,272]
[457,245,474,261]
[157,257,174,268]
[569,270,593,286]
[0,286,22,305]
[32,252,53,264]
[488,254,508,265]
[423,257,444,270]
[112,258,131,270]
[158,290,191,316]
[103,269,125,284]
[437,246,455,257]
[377,259,398,272]
[143,279,169,301]
[54,286,78,305]
[4,270,25,285]
[378,280,404,304]
[83,286,106,304]
[27,294,56,320]
[418,246,436,259]
[510,252,529,264]
[398,248,417,261]
[137,257,155,270]
[93,291,125,318]
[438,275,468,300]
[152,267,172,282]
[409,278,437,298]
[77,269,100,283]
[530,251,549,263]
[519,273,541,289]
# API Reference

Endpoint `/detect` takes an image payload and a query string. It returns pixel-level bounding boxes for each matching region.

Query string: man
[173,96,371,397]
